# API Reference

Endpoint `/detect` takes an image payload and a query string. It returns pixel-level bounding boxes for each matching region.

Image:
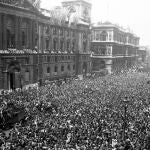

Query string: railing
[0,49,38,54]
[91,53,138,58]
[92,40,139,47]
[0,49,76,54]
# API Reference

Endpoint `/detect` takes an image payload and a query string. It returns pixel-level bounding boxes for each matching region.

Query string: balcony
[92,40,139,47]
[91,53,137,59]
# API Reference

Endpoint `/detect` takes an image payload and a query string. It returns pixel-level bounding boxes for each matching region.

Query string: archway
[99,60,106,69]
[7,60,21,90]
[83,62,87,75]
[100,31,108,41]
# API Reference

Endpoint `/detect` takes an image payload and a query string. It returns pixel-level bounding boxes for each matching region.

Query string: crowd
[1,69,150,149]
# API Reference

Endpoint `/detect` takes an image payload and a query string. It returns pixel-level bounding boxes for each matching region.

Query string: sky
[41,0,150,46]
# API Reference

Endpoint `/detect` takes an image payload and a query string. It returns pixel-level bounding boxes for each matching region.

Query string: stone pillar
[32,21,36,50]
[0,13,2,50]
[2,14,7,49]
[18,17,22,49]
[105,59,112,74]
[15,16,19,49]
[29,19,33,49]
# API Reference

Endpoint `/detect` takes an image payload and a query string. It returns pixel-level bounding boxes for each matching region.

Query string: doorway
[9,72,15,90]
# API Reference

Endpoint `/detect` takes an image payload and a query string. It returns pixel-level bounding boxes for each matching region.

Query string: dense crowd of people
[1,69,150,149]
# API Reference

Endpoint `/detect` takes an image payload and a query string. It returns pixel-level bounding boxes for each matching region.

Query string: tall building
[0,0,91,90]
[91,22,140,74]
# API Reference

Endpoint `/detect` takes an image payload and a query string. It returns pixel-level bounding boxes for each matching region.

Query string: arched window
[83,41,87,52]
[46,39,49,50]
[47,67,50,73]
[53,39,57,51]
[25,70,30,82]
[7,29,11,48]
[73,64,75,70]
[11,34,15,48]
[54,66,58,72]
[61,65,64,72]
[67,64,70,71]
[100,61,105,69]
[101,47,106,55]
[53,27,57,35]
[22,31,26,47]
[67,40,70,52]
[100,31,108,41]
[72,41,75,52]
[60,40,64,51]
[96,33,100,40]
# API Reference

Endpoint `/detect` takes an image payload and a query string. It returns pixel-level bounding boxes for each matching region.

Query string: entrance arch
[7,60,21,90]
[83,62,87,75]
[99,60,106,69]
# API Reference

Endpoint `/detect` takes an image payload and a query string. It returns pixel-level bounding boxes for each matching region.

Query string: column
[111,31,114,42]
[18,17,22,49]
[32,21,36,50]
[0,13,2,49]
[29,19,33,49]
[2,14,7,49]
[15,16,19,49]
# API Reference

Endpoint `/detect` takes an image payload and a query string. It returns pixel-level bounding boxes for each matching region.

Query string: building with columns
[0,0,91,90]
[91,22,140,74]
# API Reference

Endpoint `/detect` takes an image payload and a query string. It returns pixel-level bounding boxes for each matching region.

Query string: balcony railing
[0,49,77,54]
[92,40,139,47]
[91,53,138,58]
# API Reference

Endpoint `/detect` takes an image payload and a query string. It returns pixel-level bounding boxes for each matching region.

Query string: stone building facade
[0,0,91,90]
[91,22,140,74]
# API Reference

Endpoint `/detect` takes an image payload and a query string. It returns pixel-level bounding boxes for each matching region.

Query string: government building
[91,22,140,74]
[0,0,144,91]
[0,0,92,90]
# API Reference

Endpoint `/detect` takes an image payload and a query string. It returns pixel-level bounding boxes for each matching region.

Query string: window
[101,47,106,55]
[60,40,64,51]
[83,33,87,39]
[53,27,57,35]
[68,56,70,60]
[61,65,64,72]
[44,56,47,62]
[60,29,63,36]
[66,30,70,37]
[35,37,38,49]
[72,31,75,37]
[22,31,26,47]
[100,31,108,41]
[46,39,49,49]
[61,56,64,61]
[26,58,29,64]
[67,64,70,71]
[96,33,99,40]
[54,66,58,72]
[7,29,11,48]
[109,34,112,41]
[47,67,50,73]
[72,41,75,52]
[67,40,70,52]
[53,39,57,51]
[55,56,58,62]
[25,70,29,82]
[47,56,50,62]
[45,26,50,34]
[73,64,75,70]
[83,41,87,52]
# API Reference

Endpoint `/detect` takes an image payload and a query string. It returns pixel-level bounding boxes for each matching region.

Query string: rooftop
[93,21,139,38]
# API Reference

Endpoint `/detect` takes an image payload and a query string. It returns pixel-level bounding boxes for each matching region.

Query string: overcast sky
[41,0,150,46]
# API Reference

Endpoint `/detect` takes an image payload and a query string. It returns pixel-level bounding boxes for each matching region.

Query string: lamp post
[122,96,130,141]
